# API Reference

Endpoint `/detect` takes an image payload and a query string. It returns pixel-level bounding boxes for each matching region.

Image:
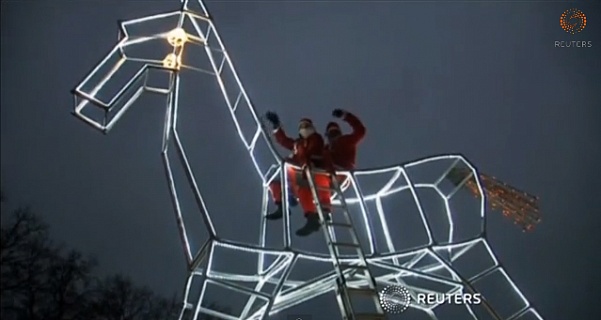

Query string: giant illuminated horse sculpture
[71,1,543,319]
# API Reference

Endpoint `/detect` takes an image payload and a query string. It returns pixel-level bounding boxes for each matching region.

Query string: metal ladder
[305,167,387,320]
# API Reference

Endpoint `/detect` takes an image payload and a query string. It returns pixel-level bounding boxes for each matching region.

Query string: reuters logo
[560,8,586,34]
[379,285,411,314]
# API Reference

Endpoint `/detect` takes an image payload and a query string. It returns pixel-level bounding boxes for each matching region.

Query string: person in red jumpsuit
[324,108,366,174]
[264,111,332,236]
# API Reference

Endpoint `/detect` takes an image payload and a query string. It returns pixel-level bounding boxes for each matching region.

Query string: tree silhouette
[84,275,180,320]
[0,191,224,320]
[1,208,65,319]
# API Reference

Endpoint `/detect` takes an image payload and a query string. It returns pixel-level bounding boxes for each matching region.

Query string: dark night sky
[1,0,600,319]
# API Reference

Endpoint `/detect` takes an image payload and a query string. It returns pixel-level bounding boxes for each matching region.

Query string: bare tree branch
[1,195,224,320]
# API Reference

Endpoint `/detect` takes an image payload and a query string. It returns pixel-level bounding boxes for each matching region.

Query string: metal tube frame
[70,1,543,319]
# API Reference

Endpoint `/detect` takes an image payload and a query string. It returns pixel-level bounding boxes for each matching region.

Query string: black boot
[265,203,290,220]
[295,214,321,236]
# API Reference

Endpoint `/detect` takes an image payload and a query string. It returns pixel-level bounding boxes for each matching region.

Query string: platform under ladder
[305,167,387,320]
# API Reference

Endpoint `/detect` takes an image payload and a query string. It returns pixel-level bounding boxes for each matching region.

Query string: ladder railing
[304,166,387,320]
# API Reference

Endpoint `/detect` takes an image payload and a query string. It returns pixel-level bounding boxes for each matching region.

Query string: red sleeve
[343,112,366,144]
[298,133,324,166]
[273,127,295,151]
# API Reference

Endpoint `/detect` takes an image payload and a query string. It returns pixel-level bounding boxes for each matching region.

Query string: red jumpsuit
[269,128,332,216]
[324,112,366,190]
[325,112,366,170]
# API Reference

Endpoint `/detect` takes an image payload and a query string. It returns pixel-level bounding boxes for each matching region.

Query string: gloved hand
[300,164,310,181]
[265,111,280,130]
[332,108,345,118]
[325,163,337,176]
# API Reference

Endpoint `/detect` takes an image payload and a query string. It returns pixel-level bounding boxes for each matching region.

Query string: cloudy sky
[1,0,600,319]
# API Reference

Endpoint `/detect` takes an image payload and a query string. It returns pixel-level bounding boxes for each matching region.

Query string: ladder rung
[339,263,368,271]
[345,287,379,297]
[327,221,353,228]
[331,241,360,248]
[355,313,387,320]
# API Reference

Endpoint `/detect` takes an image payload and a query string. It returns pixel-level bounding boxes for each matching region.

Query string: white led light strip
[71,1,543,319]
